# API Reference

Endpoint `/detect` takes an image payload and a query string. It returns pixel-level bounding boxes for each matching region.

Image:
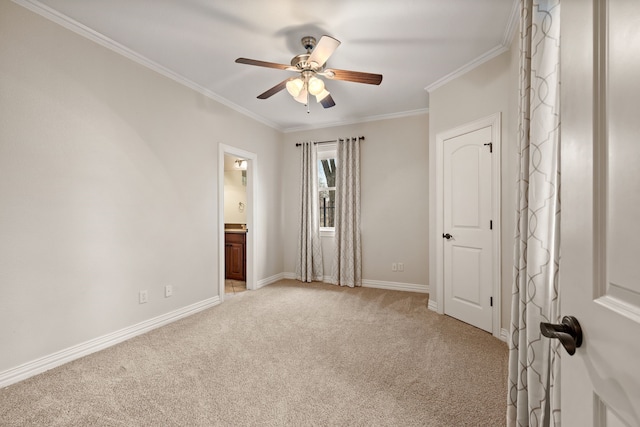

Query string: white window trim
[318,143,337,236]
[317,143,336,160]
[320,227,335,237]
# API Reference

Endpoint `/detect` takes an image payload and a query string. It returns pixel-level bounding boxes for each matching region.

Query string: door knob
[540,316,583,356]
[442,233,453,240]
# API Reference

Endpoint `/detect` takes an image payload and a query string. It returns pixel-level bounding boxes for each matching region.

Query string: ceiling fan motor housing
[301,36,317,52]
[291,54,321,72]
[292,37,323,72]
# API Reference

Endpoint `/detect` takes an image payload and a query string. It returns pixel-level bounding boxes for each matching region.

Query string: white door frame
[218,143,258,301]
[435,113,501,338]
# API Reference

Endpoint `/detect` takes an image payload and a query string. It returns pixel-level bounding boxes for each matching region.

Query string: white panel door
[443,126,493,332]
[561,0,640,425]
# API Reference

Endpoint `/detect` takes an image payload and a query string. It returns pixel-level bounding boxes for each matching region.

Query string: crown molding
[11,0,282,131]
[502,0,520,47]
[424,44,509,93]
[424,0,520,94]
[282,108,429,133]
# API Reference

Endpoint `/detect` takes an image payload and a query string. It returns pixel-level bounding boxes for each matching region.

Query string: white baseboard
[0,296,220,389]
[427,299,439,312]
[256,273,285,289]
[500,328,509,343]
[361,279,429,294]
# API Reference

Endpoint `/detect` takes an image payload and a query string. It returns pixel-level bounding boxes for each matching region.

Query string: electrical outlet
[398,263,404,272]
[165,285,173,298]
[139,290,148,304]
[392,263,397,272]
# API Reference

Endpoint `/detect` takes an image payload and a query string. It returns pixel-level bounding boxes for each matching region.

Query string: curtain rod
[295,136,365,147]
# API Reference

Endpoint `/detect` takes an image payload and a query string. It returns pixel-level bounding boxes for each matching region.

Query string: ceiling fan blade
[308,35,341,67]
[323,68,383,85]
[235,58,296,71]
[320,94,336,108]
[257,77,295,99]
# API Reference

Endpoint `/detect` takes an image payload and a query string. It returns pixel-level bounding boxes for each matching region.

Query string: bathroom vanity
[225,226,246,281]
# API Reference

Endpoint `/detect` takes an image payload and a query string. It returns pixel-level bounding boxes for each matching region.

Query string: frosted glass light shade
[315,89,330,103]
[286,78,304,97]
[294,88,308,104]
[307,77,325,96]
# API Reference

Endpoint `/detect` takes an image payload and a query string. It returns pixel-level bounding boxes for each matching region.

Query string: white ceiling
[23,0,518,132]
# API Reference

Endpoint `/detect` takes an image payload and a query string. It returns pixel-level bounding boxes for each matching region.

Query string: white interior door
[561,0,640,425]
[442,125,493,332]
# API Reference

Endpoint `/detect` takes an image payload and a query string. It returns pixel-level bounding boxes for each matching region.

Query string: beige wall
[0,2,283,373]
[428,37,519,331]
[282,114,429,289]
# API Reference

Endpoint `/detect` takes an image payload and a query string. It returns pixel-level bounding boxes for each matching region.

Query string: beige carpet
[0,280,508,426]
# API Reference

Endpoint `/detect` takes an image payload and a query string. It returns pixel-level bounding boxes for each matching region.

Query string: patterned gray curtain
[295,142,323,282]
[507,1,561,426]
[330,137,361,287]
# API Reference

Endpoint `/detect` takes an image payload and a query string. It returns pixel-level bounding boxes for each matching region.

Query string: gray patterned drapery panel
[330,137,362,288]
[295,142,324,283]
[507,1,562,426]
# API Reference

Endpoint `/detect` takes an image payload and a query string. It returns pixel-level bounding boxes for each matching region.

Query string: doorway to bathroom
[218,144,257,301]
[223,153,247,295]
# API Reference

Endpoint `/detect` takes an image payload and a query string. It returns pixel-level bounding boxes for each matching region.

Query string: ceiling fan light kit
[294,88,308,104]
[315,88,331,103]
[286,78,304,97]
[235,35,383,113]
[307,76,325,96]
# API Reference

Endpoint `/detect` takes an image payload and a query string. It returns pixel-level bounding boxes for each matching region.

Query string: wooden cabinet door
[227,242,245,280]
[225,233,246,281]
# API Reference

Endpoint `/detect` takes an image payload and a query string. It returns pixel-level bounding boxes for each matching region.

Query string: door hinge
[490,220,493,230]
[490,297,493,307]
[484,142,493,153]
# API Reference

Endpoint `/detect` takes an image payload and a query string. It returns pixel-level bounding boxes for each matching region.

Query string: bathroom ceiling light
[235,159,247,170]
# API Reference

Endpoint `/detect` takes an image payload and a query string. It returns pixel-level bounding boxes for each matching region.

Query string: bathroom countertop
[225,229,247,233]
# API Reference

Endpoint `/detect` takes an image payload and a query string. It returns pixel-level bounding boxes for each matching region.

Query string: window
[317,144,337,233]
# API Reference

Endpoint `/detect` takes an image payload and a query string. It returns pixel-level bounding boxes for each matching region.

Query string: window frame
[317,144,337,237]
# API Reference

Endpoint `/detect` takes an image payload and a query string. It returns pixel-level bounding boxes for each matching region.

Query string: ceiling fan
[235,35,383,112]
